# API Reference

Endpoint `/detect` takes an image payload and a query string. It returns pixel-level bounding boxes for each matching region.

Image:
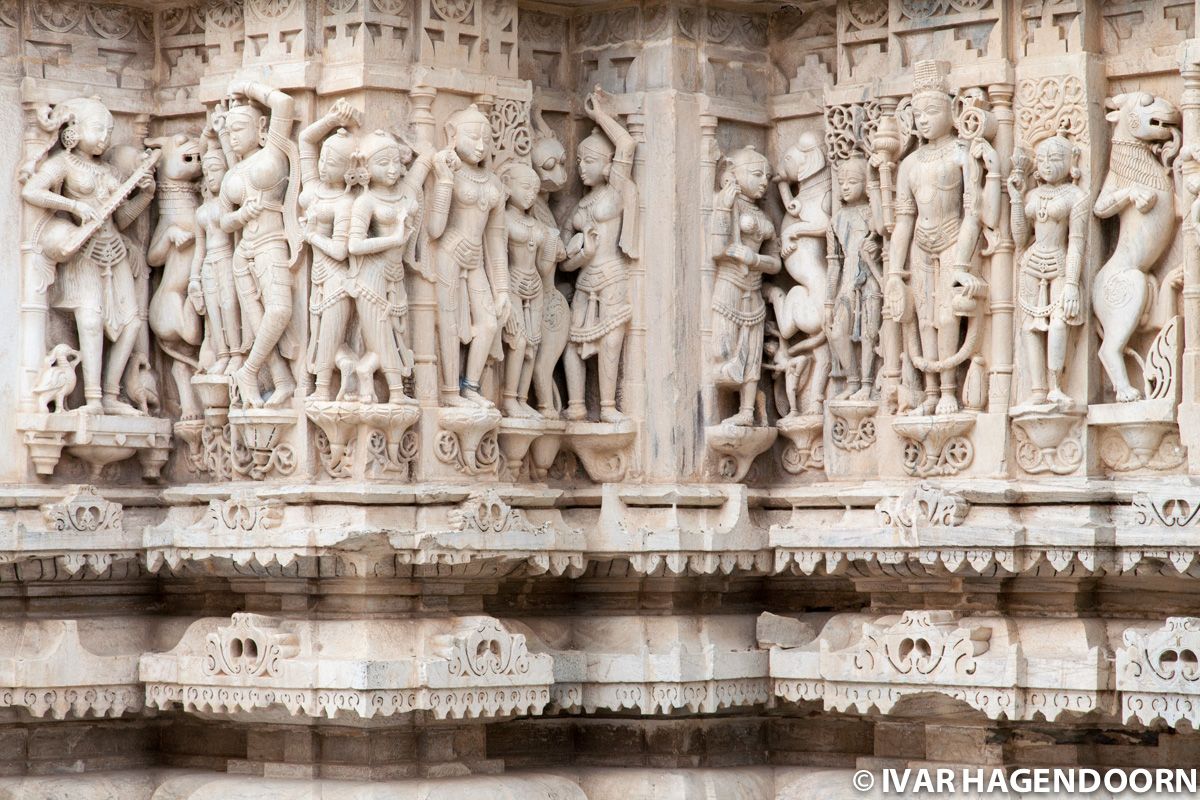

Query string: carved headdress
[912,59,952,102]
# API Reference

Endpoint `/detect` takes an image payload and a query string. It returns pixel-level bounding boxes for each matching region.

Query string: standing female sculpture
[498,161,565,418]
[709,146,781,426]
[189,120,242,378]
[345,129,435,405]
[21,96,158,416]
[562,86,639,424]
[427,104,511,409]
[1008,134,1088,411]
[218,79,300,408]
[825,155,884,401]
[299,99,361,401]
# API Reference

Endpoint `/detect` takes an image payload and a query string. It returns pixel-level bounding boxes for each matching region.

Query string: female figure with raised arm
[498,161,566,418]
[1008,133,1088,412]
[21,96,158,416]
[298,99,361,401]
[709,146,781,426]
[189,115,242,377]
[345,129,435,405]
[218,79,300,408]
[426,104,511,408]
[562,86,639,423]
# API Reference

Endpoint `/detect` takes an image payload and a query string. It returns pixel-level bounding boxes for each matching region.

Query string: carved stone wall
[3,0,1200,796]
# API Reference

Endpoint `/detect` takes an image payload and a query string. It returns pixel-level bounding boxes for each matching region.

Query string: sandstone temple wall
[2,0,1200,796]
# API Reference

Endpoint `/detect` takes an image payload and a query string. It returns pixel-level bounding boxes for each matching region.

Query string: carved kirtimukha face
[1035,137,1073,185]
[838,160,868,203]
[225,107,265,157]
[503,164,540,212]
[913,93,954,142]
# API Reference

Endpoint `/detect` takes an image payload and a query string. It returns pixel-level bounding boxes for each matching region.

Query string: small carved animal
[32,344,80,413]
[125,354,160,415]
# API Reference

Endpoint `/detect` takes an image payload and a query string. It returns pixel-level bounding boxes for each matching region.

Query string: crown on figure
[912,59,951,98]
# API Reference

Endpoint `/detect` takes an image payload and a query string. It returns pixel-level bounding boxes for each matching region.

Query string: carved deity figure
[709,146,781,426]
[1092,92,1181,402]
[825,156,884,401]
[146,133,203,419]
[345,129,434,405]
[562,87,639,423]
[190,115,242,378]
[881,60,1001,416]
[21,96,158,416]
[498,161,566,419]
[428,104,511,408]
[218,79,301,408]
[299,99,361,401]
[527,107,572,417]
[1008,134,1089,412]
[764,132,830,414]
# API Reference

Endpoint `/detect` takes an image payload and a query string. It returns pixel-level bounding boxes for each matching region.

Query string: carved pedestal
[776,415,824,477]
[565,420,636,483]
[705,423,777,482]
[434,406,502,476]
[18,412,172,480]
[306,401,420,480]
[1010,408,1086,476]
[823,400,878,479]
[497,418,564,481]
[228,409,297,481]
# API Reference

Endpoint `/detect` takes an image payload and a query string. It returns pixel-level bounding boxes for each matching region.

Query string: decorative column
[987,82,1015,418]
[1178,41,1200,474]
[409,84,440,408]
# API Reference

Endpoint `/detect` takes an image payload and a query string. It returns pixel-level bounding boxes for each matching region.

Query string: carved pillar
[409,84,440,407]
[876,93,902,416]
[698,112,719,422]
[1179,42,1200,474]
[987,82,1015,417]
[625,112,648,445]
[17,88,48,417]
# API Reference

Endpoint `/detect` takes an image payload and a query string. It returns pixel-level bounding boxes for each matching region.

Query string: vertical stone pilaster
[1178,40,1200,474]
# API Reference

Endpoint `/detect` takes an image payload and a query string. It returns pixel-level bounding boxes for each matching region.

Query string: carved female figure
[189,122,242,378]
[427,104,511,408]
[562,87,639,423]
[709,147,781,426]
[218,79,300,408]
[825,156,884,401]
[299,100,360,401]
[1008,134,1088,411]
[21,96,158,416]
[345,129,435,405]
[498,161,565,419]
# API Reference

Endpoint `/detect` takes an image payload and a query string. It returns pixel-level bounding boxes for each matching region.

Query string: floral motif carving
[443,619,532,678]
[1132,493,1200,527]
[204,493,283,533]
[876,482,970,533]
[447,489,542,534]
[431,0,472,23]
[853,611,992,678]
[203,613,300,678]
[205,0,244,29]
[845,0,888,29]
[41,486,123,533]
[1015,75,1088,147]
[1119,618,1200,728]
